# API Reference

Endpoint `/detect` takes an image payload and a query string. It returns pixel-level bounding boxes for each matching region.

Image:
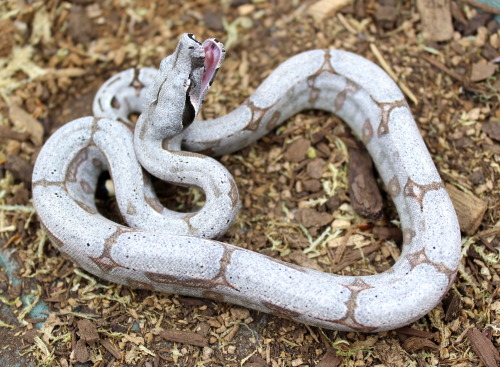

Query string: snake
[32,33,461,332]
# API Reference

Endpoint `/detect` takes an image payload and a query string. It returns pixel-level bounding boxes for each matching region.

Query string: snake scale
[32,34,461,332]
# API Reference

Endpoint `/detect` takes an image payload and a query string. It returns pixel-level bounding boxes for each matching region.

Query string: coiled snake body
[33,34,461,332]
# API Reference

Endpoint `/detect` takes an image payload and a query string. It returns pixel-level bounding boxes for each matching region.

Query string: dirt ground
[0,0,499,366]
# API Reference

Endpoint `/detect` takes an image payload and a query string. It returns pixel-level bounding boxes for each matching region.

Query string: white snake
[32,34,461,332]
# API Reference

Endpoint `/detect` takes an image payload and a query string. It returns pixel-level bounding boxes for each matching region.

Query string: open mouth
[201,39,223,93]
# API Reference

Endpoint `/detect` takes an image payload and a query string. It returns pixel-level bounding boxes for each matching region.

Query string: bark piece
[372,226,403,243]
[402,336,439,352]
[74,338,90,363]
[0,19,15,57]
[317,350,342,367]
[77,319,99,344]
[466,327,500,367]
[284,138,310,163]
[0,126,30,142]
[416,0,454,41]
[347,142,383,221]
[331,243,381,272]
[288,250,323,272]
[99,339,121,360]
[482,121,500,141]
[445,184,487,235]
[470,60,497,82]
[159,329,209,347]
[295,208,332,228]
[5,155,33,186]
[442,291,462,322]
[306,158,325,179]
[68,5,97,44]
[307,0,351,22]
[9,104,45,146]
[374,340,412,367]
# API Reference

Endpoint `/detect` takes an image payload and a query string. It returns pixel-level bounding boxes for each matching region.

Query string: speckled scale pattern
[32,34,462,332]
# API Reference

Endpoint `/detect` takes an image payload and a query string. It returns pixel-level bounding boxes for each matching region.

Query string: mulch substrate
[0,0,499,366]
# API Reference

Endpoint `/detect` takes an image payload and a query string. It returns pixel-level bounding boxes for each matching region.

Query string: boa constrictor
[33,34,461,332]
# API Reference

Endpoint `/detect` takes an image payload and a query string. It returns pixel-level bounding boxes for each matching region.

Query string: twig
[369,43,419,105]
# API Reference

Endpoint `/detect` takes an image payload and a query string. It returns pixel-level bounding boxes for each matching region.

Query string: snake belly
[34,40,461,332]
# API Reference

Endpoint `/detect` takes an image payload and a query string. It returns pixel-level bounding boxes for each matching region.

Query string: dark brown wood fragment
[0,126,30,141]
[295,207,332,228]
[396,327,435,340]
[317,350,342,367]
[466,327,500,367]
[445,184,487,235]
[0,19,15,57]
[100,339,122,360]
[4,155,33,186]
[288,250,323,272]
[482,121,500,141]
[402,336,439,352]
[347,141,383,221]
[372,226,403,243]
[331,243,381,272]
[374,340,412,367]
[77,319,99,344]
[442,291,462,322]
[159,329,209,347]
[74,338,90,363]
[284,138,310,163]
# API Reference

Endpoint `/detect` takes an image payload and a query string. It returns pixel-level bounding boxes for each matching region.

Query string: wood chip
[295,207,332,228]
[331,243,381,272]
[470,60,497,82]
[5,155,33,186]
[396,326,436,340]
[416,0,453,41]
[0,19,15,57]
[316,350,342,367]
[466,327,500,367]
[445,184,487,235]
[284,138,310,163]
[306,0,351,22]
[347,142,383,221]
[372,226,403,243]
[374,340,412,367]
[0,126,30,141]
[402,336,439,352]
[74,338,90,363]
[482,121,500,141]
[9,104,45,147]
[77,319,99,344]
[306,158,325,179]
[159,329,209,347]
[99,339,122,360]
[288,250,324,272]
[443,291,462,322]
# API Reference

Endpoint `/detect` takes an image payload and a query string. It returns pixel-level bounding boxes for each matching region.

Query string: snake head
[139,34,225,138]
[183,35,225,127]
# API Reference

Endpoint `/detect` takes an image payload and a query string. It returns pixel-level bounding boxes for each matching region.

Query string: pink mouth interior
[201,40,222,92]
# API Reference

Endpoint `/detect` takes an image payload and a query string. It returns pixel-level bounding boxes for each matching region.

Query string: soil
[0,1,499,366]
